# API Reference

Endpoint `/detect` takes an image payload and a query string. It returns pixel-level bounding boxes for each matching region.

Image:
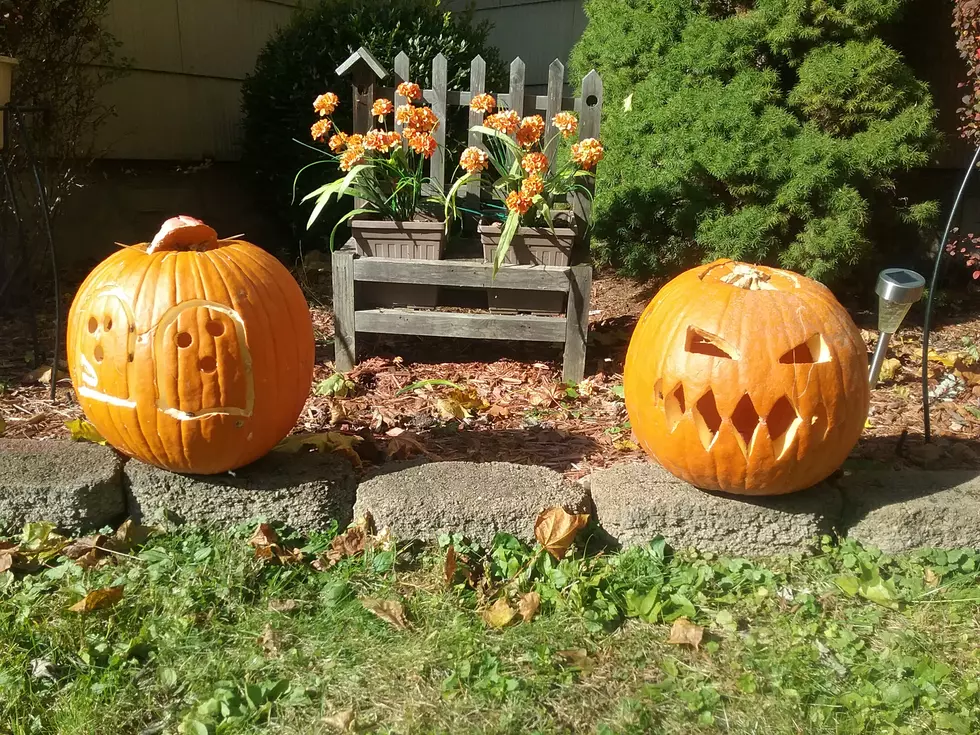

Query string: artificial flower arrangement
[298,82,442,249]
[444,93,604,272]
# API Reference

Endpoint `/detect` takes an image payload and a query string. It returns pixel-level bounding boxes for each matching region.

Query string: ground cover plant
[1,515,979,734]
[570,0,941,283]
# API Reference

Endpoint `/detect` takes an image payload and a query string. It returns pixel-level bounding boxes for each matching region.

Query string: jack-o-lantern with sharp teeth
[67,216,314,474]
[624,260,869,495]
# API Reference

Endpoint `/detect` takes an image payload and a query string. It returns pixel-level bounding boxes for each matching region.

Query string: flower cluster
[516,115,545,148]
[945,228,980,281]
[571,138,604,169]
[371,98,394,122]
[460,146,489,174]
[485,109,519,134]
[364,129,402,153]
[552,111,577,139]
[396,81,422,101]
[310,118,332,141]
[470,93,496,114]
[520,151,549,175]
[505,190,533,216]
[314,92,339,117]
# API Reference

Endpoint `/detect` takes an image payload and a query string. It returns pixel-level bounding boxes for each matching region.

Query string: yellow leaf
[613,439,639,452]
[69,586,124,613]
[877,357,902,383]
[666,617,704,650]
[273,431,362,466]
[864,418,873,429]
[534,507,590,560]
[482,598,517,629]
[360,597,409,629]
[65,419,107,445]
[518,591,541,623]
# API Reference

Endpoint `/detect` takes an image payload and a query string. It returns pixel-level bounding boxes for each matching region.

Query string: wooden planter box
[351,217,446,308]
[479,217,575,314]
[0,57,17,151]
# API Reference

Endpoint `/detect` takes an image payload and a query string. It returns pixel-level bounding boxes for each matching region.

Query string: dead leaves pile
[248,524,306,565]
[0,519,151,575]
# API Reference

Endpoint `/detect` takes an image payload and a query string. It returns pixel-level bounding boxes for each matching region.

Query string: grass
[1,521,979,735]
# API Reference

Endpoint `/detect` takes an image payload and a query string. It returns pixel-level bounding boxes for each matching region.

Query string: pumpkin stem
[147,216,220,254]
[720,264,773,291]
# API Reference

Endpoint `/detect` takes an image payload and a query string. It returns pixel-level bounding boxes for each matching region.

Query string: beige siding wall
[96,0,299,161]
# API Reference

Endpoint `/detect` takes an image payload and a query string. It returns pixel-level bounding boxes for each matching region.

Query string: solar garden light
[868,268,925,387]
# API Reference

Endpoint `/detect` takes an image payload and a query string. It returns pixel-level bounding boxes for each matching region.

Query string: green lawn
[1,520,979,735]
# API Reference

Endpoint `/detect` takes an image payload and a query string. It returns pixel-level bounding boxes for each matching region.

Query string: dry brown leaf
[269,599,303,613]
[112,519,152,551]
[273,432,363,466]
[69,586,124,613]
[518,591,541,623]
[482,598,517,629]
[444,545,458,587]
[323,709,356,732]
[326,398,349,426]
[534,507,590,560]
[666,617,704,650]
[361,597,409,629]
[485,404,511,419]
[556,648,595,673]
[386,431,434,460]
[248,523,280,549]
[25,364,67,385]
[878,357,902,383]
[62,536,108,569]
[0,542,20,574]
[923,568,940,587]
[257,623,282,655]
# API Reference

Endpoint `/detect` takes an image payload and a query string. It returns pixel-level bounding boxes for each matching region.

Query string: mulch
[2,268,978,479]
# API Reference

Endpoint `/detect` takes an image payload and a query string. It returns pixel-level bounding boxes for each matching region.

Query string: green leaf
[665,593,696,621]
[178,720,210,735]
[291,159,334,204]
[859,576,899,609]
[935,713,971,734]
[65,419,107,445]
[834,575,860,597]
[492,210,521,277]
[329,208,376,251]
[396,379,463,395]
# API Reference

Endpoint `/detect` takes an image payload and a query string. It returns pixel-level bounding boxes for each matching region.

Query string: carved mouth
[660,384,807,459]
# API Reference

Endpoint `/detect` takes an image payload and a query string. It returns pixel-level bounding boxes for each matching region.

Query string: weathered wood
[353,256,573,292]
[350,66,377,210]
[356,309,567,342]
[411,89,579,114]
[393,51,410,142]
[572,69,603,257]
[509,57,525,117]
[562,264,592,383]
[430,53,448,195]
[465,55,487,211]
[544,59,564,173]
[332,250,356,372]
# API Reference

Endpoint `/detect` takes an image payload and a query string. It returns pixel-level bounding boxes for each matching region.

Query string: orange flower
[571,137,604,169]
[328,132,348,152]
[385,130,403,149]
[407,131,437,158]
[516,115,545,148]
[411,106,440,133]
[396,81,422,101]
[346,134,364,151]
[372,98,394,122]
[470,93,496,114]
[521,174,544,198]
[552,111,578,139]
[310,119,332,141]
[485,110,519,135]
[521,151,549,175]
[395,104,414,126]
[364,128,400,153]
[459,146,489,174]
[505,190,533,216]
[339,148,364,172]
[314,92,339,117]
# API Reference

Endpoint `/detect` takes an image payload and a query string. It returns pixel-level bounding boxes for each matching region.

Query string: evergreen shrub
[570,0,941,282]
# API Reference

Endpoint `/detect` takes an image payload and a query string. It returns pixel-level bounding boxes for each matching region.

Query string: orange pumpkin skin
[624,260,869,495]
[67,217,314,474]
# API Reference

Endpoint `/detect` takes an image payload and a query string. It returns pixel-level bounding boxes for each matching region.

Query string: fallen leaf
[518,591,541,622]
[613,439,639,452]
[25,364,67,385]
[112,519,152,551]
[361,597,409,629]
[248,523,280,549]
[318,525,368,568]
[486,404,511,419]
[69,586,124,613]
[315,373,356,398]
[556,648,595,673]
[326,398,350,426]
[64,419,107,445]
[444,545,457,587]
[257,623,282,655]
[0,543,22,573]
[322,709,356,732]
[386,431,435,460]
[482,598,517,629]
[29,658,56,681]
[666,617,704,650]
[269,599,303,613]
[534,507,590,560]
[274,432,363,466]
[878,357,902,383]
[923,568,940,587]
[62,535,108,568]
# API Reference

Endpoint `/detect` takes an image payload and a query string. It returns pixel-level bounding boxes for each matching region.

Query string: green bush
[570,0,941,283]
[242,0,505,247]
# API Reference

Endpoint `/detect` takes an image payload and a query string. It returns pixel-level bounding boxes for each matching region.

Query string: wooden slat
[393,51,410,142]
[562,265,592,382]
[332,250,356,371]
[465,55,487,212]
[544,59,564,173]
[414,89,579,113]
[353,257,572,292]
[350,66,376,209]
[572,69,603,256]
[509,57,525,118]
[430,53,448,195]
[356,309,567,342]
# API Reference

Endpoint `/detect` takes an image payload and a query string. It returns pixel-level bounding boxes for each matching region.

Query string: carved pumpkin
[624,260,869,495]
[67,216,314,474]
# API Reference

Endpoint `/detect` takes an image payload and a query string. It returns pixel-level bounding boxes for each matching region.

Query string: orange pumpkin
[67,216,314,474]
[624,260,869,495]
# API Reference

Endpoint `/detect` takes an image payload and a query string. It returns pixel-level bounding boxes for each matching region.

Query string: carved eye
[779,334,831,364]
[685,327,740,359]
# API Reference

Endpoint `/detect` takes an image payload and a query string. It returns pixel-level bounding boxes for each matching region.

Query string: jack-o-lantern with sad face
[624,260,869,495]
[67,217,314,474]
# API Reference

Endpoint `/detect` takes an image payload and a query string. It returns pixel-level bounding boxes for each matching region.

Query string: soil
[2,267,978,480]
